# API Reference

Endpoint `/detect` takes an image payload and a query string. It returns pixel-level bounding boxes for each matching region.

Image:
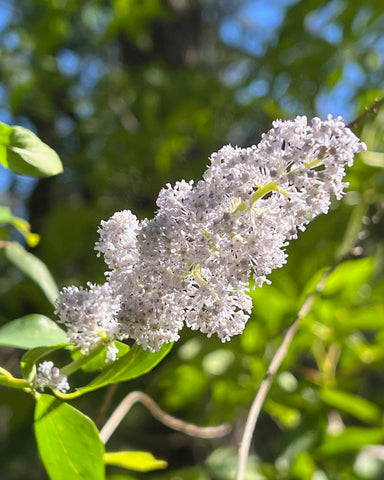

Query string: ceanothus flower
[34,361,70,393]
[55,116,366,353]
[55,282,121,354]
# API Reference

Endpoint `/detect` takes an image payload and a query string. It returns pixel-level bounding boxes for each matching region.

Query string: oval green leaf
[34,394,105,480]
[71,341,130,373]
[104,451,167,472]
[6,125,63,177]
[322,257,374,299]
[319,388,382,424]
[73,343,172,397]
[0,314,67,350]
[320,427,384,456]
[4,241,59,305]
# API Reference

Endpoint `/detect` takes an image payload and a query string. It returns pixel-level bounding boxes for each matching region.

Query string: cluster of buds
[55,116,365,354]
[34,361,70,393]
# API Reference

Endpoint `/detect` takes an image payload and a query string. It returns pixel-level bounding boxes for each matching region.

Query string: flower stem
[61,343,106,376]
[0,367,30,390]
[232,182,290,216]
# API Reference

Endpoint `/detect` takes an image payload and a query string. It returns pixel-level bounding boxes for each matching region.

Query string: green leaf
[319,427,384,456]
[299,266,330,304]
[319,389,382,424]
[0,314,67,350]
[344,304,384,330]
[104,451,167,472]
[11,216,40,247]
[361,150,384,167]
[106,475,139,480]
[21,345,67,383]
[4,241,59,305]
[0,206,40,246]
[290,451,317,480]
[0,122,12,167]
[0,122,12,144]
[264,398,301,428]
[71,341,130,373]
[0,206,13,223]
[0,144,7,168]
[322,258,374,300]
[34,394,105,480]
[6,125,63,177]
[73,343,172,397]
[336,202,367,261]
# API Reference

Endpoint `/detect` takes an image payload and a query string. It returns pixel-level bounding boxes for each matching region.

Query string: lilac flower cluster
[55,116,365,353]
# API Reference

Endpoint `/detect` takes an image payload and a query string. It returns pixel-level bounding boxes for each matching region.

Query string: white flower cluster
[55,116,365,353]
[55,283,121,352]
[34,361,70,393]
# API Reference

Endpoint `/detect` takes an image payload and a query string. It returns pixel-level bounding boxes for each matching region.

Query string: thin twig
[235,268,332,480]
[99,390,231,444]
[348,97,384,130]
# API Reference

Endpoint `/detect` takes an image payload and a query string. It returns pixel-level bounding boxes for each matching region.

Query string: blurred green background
[1,0,384,479]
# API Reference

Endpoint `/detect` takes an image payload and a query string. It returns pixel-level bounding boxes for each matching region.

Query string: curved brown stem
[100,390,231,444]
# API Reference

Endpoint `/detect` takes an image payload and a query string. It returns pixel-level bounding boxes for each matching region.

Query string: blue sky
[218,0,383,120]
[1,0,380,126]
[0,0,383,199]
